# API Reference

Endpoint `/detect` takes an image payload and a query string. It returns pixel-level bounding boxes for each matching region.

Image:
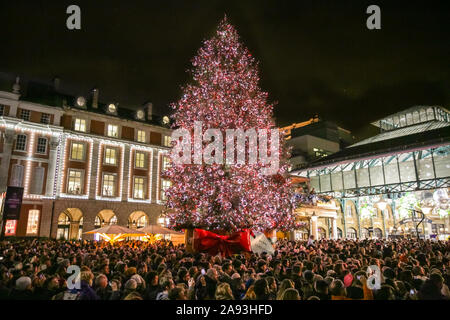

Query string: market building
[291,106,450,240]
[0,76,172,239]
[282,118,355,240]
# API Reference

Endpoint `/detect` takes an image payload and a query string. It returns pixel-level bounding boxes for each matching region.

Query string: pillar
[332,217,338,240]
[310,215,318,240]
[0,129,15,192]
[45,136,60,196]
[69,221,80,240]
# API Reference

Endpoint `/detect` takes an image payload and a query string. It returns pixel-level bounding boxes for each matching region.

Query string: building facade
[0,77,172,239]
[292,106,450,240]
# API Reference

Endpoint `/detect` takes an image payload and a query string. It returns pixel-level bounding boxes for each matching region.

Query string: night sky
[0,0,448,139]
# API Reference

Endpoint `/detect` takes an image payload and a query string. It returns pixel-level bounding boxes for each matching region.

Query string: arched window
[110,216,118,225]
[374,228,383,239]
[361,228,370,239]
[347,227,357,239]
[318,227,327,239]
[94,215,102,228]
[337,227,343,239]
[57,213,70,240]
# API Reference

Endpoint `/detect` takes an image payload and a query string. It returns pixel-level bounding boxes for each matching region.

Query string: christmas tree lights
[163,17,298,232]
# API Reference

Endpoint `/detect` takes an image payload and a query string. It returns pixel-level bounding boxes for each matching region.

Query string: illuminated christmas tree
[163,17,298,233]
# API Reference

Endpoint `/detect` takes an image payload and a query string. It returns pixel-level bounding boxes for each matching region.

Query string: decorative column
[45,136,60,196]
[89,141,100,199]
[332,217,338,239]
[0,129,15,192]
[310,214,318,240]
[122,145,130,200]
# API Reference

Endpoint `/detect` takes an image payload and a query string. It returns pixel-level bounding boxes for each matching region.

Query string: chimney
[53,77,60,91]
[144,102,153,120]
[92,88,99,109]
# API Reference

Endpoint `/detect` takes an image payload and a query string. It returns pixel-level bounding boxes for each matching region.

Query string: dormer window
[136,109,145,120]
[107,103,117,115]
[76,96,86,108]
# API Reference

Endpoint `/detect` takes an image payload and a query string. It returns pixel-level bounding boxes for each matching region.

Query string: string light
[163,17,297,232]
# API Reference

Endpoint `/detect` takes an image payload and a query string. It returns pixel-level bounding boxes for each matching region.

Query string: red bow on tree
[193,228,252,257]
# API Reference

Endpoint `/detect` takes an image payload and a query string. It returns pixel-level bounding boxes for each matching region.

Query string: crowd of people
[0,236,449,300]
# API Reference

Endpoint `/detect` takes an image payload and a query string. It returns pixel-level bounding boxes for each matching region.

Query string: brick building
[0,76,172,239]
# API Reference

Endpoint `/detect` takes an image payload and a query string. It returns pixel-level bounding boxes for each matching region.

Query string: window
[135,151,146,168]
[347,228,357,239]
[10,164,24,187]
[30,167,45,194]
[15,134,27,151]
[313,147,331,158]
[162,156,171,171]
[104,147,117,165]
[107,124,119,138]
[163,135,172,147]
[74,118,86,132]
[161,179,171,201]
[26,210,40,234]
[133,177,145,199]
[102,174,116,197]
[5,220,17,236]
[346,203,353,218]
[57,213,70,240]
[67,169,83,194]
[36,137,47,154]
[20,109,30,121]
[40,113,50,124]
[137,130,146,143]
[0,105,5,116]
[70,142,85,160]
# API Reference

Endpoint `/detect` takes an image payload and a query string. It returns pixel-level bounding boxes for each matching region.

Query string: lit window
[15,134,27,151]
[104,147,117,165]
[20,109,30,121]
[26,210,40,234]
[137,130,146,143]
[107,124,119,138]
[133,177,145,199]
[40,113,51,124]
[163,135,172,147]
[36,137,47,154]
[5,220,17,236]
[70,142,85,160]
[74,118,86,132]
[102,174,116,197]
[162,156,171,171]
[67,169,83,194]
[135,151,146,168]
[161,179,171,201]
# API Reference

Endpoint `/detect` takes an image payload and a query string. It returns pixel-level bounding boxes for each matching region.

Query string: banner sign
[3,186,24,220]
[250,231,275,255]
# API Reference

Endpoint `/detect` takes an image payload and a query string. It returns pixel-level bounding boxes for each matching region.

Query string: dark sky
[0,0,449,139]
